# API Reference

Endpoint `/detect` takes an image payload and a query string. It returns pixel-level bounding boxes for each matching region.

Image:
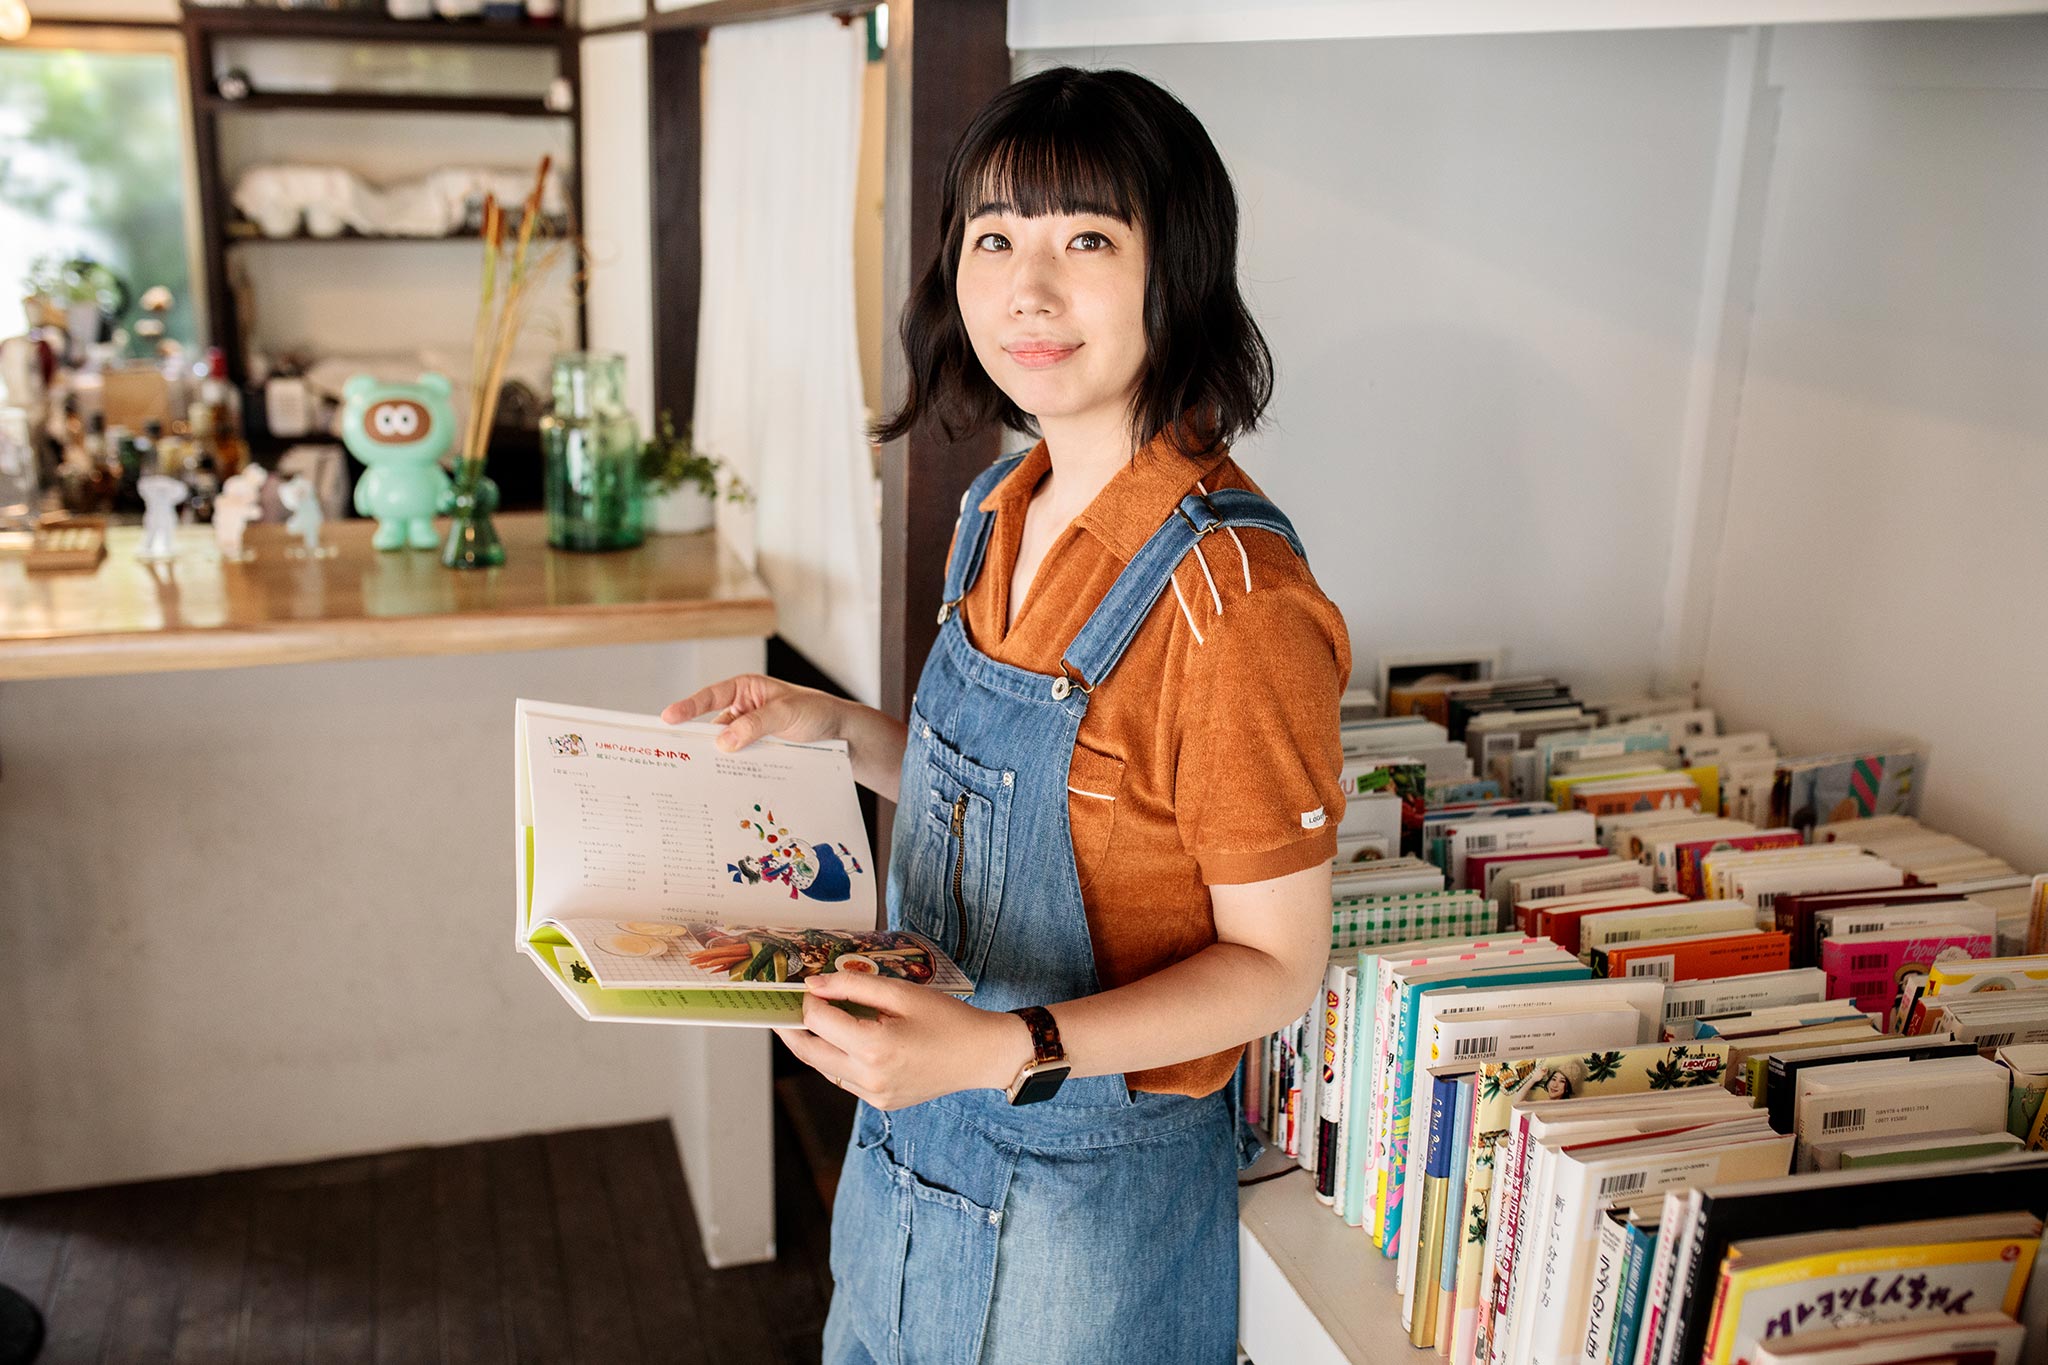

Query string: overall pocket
[901,707,1014,984]
[829,1102,1011,1365]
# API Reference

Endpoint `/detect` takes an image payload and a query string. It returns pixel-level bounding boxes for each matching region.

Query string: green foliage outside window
[0,45,197,346]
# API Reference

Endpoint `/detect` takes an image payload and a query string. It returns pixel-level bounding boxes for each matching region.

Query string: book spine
[1318,965,1351,1203]
[1282,1014,1300,1146]
[1651,1190,1707,1365]
[1332,966,1358,1215]
[1409,1074,1457,1346]
[1582,1211,1630,1365]
[1382,980,1422,1256]
[1342,955,1378,1227]
[1608,1224,1654,1365]
[1484,1112,1534,1365]
[1298,997,1322,1176]
[1436,1075,1474,1359]
[1314,965,1345,1202]
[1634,1190,1689,1365]
[1370,962,1403,1245]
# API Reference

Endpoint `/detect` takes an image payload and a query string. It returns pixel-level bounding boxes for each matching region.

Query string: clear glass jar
[542,352,644,553]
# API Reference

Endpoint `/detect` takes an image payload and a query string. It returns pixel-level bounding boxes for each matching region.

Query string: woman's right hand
[661,675,847,752]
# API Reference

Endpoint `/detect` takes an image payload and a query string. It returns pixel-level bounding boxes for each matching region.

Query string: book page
[520,700,875,933]
[547,920,973,996]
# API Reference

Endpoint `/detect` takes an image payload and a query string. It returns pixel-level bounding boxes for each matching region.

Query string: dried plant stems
[458,155,564,483]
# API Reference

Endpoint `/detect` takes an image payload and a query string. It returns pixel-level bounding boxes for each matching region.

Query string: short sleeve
[1174,571,1351,885]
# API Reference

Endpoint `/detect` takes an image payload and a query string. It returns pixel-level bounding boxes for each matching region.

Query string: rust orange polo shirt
[956,431,1351,1097]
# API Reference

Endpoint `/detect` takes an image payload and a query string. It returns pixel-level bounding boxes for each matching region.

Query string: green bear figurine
[341,372,457,550]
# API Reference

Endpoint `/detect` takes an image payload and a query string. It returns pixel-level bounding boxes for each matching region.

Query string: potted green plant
[640,409,749,533]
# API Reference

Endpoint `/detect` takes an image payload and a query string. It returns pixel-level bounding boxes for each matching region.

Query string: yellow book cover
[1548,764,1723,816]
[1705,1234,2040,1365]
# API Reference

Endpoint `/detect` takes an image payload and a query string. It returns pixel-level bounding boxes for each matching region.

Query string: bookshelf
[1239,1164,1406,1365]
[177,3,587,388]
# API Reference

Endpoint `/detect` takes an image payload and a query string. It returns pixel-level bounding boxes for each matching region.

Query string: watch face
[1010,1064,1072,1106]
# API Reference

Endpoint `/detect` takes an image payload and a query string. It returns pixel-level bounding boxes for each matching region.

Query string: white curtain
[694,14,880,705]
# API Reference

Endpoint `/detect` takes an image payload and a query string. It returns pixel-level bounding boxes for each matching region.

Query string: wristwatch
[1005,1005,1072,1106]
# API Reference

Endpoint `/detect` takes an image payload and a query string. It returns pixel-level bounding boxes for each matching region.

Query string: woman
[663,67,1350,1364]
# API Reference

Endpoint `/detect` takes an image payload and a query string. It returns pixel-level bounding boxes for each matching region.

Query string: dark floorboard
[0,1101,851,1365]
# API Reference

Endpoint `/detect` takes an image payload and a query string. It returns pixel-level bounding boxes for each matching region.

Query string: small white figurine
[213,466,268,561]
[280,473,332,558]
[136,474,188,561]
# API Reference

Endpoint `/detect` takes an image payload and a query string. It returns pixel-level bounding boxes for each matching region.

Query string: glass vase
[542,352,645,553]
[441,467,505,569]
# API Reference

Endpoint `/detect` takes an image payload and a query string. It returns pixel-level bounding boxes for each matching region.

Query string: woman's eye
[972,232,1009,252]
[1071,231,1111,251]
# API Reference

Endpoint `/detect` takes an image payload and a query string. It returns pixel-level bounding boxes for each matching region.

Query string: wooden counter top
[0,513,777,681]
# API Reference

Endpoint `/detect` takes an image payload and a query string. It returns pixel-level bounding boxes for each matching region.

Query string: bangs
[957,118,1146,228]
[878,66,1273,461]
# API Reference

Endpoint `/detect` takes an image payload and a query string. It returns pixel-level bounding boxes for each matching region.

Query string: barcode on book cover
[1842,920,1887,936]
[1821,1108,1867,1134]
[1981,1032,2016,1048]
[1850,953,1888,972]
[1605,931,1644,944]
[1454,1036,1500,1059]
[1626,956,1676,981]
[1598,1171,1648,1198]
[1667,998,1708,1018]
[1466,835,1500,852]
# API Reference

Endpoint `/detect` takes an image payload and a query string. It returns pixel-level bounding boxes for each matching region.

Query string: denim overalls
[821,453,1310,1365]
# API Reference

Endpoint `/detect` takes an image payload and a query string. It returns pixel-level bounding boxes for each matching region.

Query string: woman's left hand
[773,972,1031,1111]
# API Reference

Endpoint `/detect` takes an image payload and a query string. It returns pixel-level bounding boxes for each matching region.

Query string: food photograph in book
[559,920,974,994]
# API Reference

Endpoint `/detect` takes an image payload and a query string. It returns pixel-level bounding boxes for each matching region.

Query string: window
[1,28,203,348]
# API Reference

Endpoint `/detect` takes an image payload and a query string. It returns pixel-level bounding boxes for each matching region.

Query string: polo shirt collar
[977,429,1233,564]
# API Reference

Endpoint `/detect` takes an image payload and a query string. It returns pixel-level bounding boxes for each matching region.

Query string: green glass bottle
[542,352,645,552]
[441,466,505,569]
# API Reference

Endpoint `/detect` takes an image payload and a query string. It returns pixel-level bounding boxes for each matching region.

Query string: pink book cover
[1671,829,1803,898]
[1463,844,1607,893]
[1818,929,1993,1019]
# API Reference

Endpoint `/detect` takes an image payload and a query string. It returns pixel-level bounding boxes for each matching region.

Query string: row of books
[1246,692,2048,1364]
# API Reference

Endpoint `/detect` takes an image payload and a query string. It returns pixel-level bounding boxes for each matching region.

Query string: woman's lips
[1005,343,1079,369]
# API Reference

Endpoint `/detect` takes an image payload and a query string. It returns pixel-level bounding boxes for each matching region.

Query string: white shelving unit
[1239,1166,1406,1365]
[1009,0,2048,47]
[1118,0,2048,1358]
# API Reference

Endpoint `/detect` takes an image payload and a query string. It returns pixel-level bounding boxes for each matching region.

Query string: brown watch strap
[1011,1005,1064,1065]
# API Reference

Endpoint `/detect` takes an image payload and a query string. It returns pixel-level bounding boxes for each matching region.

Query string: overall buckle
[1176,491,1221,538]
[1050,658,1095,701]
[936,597,962,625]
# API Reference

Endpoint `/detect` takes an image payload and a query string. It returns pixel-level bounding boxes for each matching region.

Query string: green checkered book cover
[1328,891,1499,952]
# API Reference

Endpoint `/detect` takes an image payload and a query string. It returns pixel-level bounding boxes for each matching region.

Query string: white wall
[0,638,775,1265]
[1018,31,1737,699]
[1020,19,2048,875]
[579,29,657,432]
[1697,17,2048,872]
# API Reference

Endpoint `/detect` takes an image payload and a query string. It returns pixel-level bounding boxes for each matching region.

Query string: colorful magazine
[516,699,965,1026]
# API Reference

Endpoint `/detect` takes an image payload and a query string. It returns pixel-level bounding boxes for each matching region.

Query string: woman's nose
[1008,251,1063,317]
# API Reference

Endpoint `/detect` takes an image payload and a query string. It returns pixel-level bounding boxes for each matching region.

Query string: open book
[515,698,972,1026]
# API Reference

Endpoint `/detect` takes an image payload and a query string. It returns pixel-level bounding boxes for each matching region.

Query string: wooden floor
[0,1101,852,1365]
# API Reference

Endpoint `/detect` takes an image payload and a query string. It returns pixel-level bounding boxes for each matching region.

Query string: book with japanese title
[1242,689,2048,1365]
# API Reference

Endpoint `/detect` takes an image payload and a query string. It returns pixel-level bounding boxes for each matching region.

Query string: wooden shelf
[181,6,575,46]
[1238,1161,1410,1365]
[0,515,776,682]
[223,226,487,245]
[203,90,565,115]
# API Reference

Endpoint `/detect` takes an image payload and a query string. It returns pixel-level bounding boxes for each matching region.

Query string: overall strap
[1060,488,1307,694]
[937,452,1029,624]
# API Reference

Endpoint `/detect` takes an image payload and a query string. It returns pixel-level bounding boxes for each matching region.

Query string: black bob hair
[872,66,1274,462]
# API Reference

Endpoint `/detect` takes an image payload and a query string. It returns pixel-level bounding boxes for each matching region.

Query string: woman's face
[954,202,1149,435]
